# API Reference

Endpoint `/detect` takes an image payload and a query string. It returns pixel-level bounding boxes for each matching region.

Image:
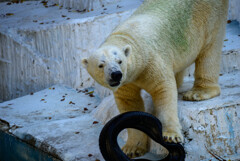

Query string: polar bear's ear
[123,45,131,57]
[81,58,88,68]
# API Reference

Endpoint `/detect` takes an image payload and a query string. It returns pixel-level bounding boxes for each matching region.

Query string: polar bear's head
[81,45,131,91]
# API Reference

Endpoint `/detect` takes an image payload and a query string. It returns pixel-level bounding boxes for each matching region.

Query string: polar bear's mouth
[109,81,120,87]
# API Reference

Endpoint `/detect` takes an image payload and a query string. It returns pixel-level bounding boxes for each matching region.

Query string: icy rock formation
[228,0,240,23]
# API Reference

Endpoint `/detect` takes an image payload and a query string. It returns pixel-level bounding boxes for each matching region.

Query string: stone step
[0,71,239,161]
[0,85,103,161]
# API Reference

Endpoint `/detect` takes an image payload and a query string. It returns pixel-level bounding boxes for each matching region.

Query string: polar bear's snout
[111,71,122,82]
[109,71,122,87]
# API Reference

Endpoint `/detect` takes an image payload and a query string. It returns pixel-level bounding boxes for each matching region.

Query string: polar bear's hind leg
[183,38,223,101]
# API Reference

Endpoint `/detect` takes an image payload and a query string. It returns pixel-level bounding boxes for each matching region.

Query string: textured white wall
[48,0,121,11]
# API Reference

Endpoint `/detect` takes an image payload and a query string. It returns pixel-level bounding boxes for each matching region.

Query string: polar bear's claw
[183,87,220,101]
[122,143,148,158]
[163,131,183,143]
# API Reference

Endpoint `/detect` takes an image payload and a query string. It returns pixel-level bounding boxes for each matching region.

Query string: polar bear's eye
[118,60,122,64]
[99,64,104,68]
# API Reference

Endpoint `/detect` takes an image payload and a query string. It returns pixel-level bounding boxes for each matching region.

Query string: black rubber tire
[99,111,185,161]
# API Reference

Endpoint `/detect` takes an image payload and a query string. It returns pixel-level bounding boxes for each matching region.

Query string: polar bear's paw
[163,131,183,143]
[122,141,148,158]
[183,87,220,101]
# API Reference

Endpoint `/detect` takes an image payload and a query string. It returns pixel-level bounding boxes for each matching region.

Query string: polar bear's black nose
[111,71,122,82]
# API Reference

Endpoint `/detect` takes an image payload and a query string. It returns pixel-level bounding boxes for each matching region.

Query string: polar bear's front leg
[150,80,183,143]
[114,84,148,158]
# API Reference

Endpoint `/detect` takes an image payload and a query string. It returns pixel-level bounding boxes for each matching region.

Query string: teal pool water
[0,130,60,161]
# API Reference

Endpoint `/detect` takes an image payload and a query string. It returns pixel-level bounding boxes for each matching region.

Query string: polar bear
[82,0,228,158]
